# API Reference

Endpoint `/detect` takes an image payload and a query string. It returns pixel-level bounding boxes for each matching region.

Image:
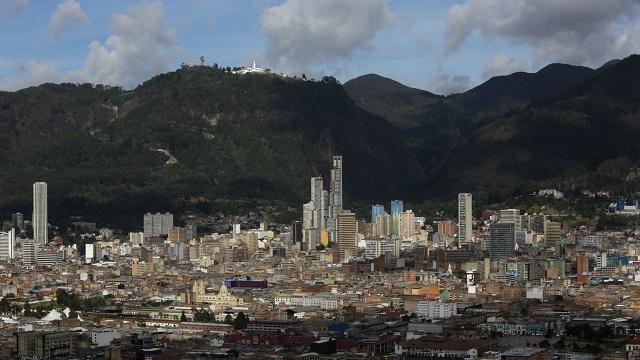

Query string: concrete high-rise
[330,156,343,216]
[328,156,343,242]
[499,209,522,231]
[337,210,357,262]
[11,213,24,230]
[0,229,16,260]
[544,221,561,247]
[489,222,515,259]
[143,212,174,238]
[22,240,38,266]
[32,182,48,244]
[303,154,344,249]
[458,193,473,245]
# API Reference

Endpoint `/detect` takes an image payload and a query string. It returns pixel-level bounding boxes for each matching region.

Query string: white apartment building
[416,301,457,319]
[274,293,344,310]
[0,229,16,260]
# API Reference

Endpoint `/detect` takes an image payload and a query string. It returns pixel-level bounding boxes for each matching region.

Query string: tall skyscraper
[328,155,343,242]
[303,155,344,249]
[291,221,302,244]
[390,200,404,236]
[33,182,48,244]
[390,200,404,215]
[489,222,515,259]
[337,210,357,262]
[544,221,561,248]
[0,229,16,260]
[330,155,343,215]
[371,204,385,223]
[458,193,473,245]
[499,209,522,231]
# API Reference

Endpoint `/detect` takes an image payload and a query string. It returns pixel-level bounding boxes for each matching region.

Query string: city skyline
[1,1,640,359]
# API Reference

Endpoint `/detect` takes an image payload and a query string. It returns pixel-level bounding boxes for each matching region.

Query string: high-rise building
[32,182,48,244]
[374,212,391,238]
[371,204,385,223]
[330,156,343,215]
[143,213,174,238]
[129,232,144,245]
[337,210,357,262]
[390,200,404,236]
[302,155,344,249]
[328,156,343,243]
[458,193,473,244]
[577,255,589,275]
[529,214,547,233]
[398,210,416,239]
[436,220,456,238]
[544,221,561,247]
[489,222,515,259]
[36,250,63,267]
[168,227,187,243]
[499,209,522,231]
[291,221,302,244]
[22,240,38,266]
[390,200,404,215]
[11,213,24,230]
[0,229,16,260]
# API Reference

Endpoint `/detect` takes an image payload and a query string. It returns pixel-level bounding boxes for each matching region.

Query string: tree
[224,314,233,324]
[24,300,31,317]
[233,312,248,330]
[180,311,188,322]
[200,56,205,66]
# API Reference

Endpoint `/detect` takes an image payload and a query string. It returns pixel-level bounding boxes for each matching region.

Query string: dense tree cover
[0,67,420,229]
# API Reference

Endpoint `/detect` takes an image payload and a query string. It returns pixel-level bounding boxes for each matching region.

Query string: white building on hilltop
[235,60,266,74]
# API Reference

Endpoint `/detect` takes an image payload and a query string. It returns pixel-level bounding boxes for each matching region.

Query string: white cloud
[261,0,392,72]
[66,1,177,88]
[445,0,640,67]
[49,0,90,39]
[482,54,528,80]
[427,74,471,95]
[0,1,178,91]
[0,60,59,90]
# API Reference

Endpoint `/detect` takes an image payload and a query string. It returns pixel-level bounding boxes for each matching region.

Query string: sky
[1,0,640,94]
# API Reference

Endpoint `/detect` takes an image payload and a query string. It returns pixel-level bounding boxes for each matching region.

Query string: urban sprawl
[0,156,638,359]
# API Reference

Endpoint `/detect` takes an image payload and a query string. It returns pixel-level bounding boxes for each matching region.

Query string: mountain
[345,63,599,179]
[0,67,423,228]
[343,74,442,130]
[433,55,640,201]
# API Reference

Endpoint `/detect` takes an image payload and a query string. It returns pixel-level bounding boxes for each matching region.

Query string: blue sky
[1,0,639,94]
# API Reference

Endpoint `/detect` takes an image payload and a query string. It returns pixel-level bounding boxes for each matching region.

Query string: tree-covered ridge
[0,67,422,228]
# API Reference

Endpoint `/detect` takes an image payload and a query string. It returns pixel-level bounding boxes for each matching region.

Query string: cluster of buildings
[1,159,640,359]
